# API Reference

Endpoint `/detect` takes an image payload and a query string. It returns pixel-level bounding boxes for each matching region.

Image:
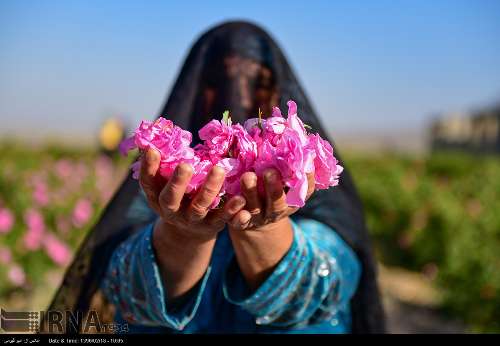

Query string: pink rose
[187,158,213,194]
[121,118,195,180]
[307,133,344,189]
[8,265,26,287]
[44,234,72,266]
[186,158,229,208]
[262,117,287,145]
[134,118,178,152]
[23,209,45,250]
[72,198,93,228]
[274,129,309,207]
[217,157,242,196]
[221,124,257,196]
[33,180,49,206]
[231,124,258,163]
[198,119,233,162]
[0,207,14,234]
[55,159,73,180]
[249,101,315,207]
[119,136,136,156]
[122,100,342,209]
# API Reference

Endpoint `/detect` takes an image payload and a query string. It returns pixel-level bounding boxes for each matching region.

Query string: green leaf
[222,110,231,125]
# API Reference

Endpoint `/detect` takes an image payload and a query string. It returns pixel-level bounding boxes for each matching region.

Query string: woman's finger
[306,172,315,201]
[139,148,162,213]
[263,169,288,221]
[221,195,247,222]
[206,195,246,228]
[187,166,225,222]
[158,163,192,216]
[229,209,252,231]
[240,172,262,215]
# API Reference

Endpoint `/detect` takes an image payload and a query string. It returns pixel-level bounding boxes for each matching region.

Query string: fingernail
[265,170,277,183]
[176,163,191,177]
[241,214,251,225]
[146,149,157,163]
[212,165,225,177]
[244,173,257,186]
[234,197,246,208]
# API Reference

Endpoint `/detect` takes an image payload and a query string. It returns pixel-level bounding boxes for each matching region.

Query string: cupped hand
[228,168,315,232]
[139,148,246,240]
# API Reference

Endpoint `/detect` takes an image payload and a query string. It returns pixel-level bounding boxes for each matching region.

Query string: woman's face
[202,54,279,122]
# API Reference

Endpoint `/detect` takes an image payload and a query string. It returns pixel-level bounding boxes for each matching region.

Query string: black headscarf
[44,21,385,334]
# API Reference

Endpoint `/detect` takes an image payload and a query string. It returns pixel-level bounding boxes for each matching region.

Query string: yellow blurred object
[99,118,124,151]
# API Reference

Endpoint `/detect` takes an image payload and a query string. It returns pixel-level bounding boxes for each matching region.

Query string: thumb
[139,148,162,213]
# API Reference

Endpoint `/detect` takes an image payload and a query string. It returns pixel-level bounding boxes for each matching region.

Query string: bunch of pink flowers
[120,100,343,208]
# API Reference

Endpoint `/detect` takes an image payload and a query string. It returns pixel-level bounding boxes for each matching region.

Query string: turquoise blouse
[102,217,361,334]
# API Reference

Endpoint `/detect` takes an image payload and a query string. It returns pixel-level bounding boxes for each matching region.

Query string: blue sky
[1,0,499,141]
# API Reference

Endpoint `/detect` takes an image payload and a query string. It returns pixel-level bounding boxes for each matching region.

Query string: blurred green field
[0,142,132,312]
[0,142,499,332]
[348,151,500,332]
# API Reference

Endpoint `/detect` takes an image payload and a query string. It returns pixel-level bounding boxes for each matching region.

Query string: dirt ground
[379,265,466,333]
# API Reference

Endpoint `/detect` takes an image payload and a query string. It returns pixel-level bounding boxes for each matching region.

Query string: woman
[45,21,385,334]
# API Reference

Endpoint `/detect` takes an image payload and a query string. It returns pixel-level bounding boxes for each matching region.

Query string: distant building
[430,104,500,154]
